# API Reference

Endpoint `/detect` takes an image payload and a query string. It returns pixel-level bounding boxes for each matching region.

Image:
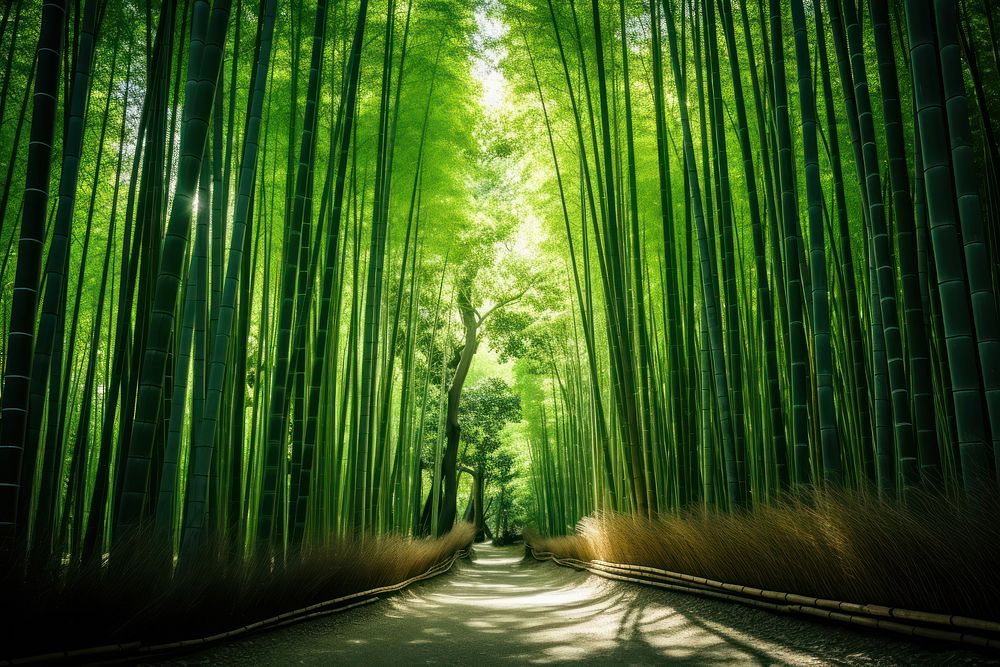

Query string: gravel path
[156,544,997,665]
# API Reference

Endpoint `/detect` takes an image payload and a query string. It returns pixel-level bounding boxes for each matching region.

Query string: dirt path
[159,544,995,665]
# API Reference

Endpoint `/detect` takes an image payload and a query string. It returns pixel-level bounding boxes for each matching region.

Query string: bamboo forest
[2,0,1000,663]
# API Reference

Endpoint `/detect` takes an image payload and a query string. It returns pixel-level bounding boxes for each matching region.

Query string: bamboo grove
[501,0,1000,533]
[0,0,999,571]
[0,0,522,569]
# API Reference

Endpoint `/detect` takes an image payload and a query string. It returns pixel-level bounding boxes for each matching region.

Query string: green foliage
[460,377,522,468]
[0,0,998,580]
[458,377,530,537]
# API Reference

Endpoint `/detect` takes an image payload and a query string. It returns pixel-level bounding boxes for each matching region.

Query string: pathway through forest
[161,545,995,665]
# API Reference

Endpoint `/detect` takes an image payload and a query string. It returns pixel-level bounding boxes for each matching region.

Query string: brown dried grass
[2,523,474,659]
[526,491,1000,620]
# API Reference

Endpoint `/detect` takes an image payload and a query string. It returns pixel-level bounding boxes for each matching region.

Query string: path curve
[159,544,995,665]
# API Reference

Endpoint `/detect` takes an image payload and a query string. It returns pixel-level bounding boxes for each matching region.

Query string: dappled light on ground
[168,545,991,665]
[387,546,806,664]
[389,546,785,663]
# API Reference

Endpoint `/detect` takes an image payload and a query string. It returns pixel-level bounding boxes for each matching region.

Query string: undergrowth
[2,523,473,659]
[526,491,1000,620]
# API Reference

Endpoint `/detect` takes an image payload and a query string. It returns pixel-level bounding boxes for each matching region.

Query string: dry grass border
[526,491,1000,620]
[2,523,474,660]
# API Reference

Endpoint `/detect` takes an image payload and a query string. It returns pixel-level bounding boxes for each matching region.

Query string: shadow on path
[162,544,996,665]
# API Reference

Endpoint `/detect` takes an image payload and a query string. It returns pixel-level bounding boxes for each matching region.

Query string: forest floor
[154,544,997,665]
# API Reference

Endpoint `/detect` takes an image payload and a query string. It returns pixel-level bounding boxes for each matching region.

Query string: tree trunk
[0,0,66,554]
[437,288,478,536]
[474,463,485,541]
